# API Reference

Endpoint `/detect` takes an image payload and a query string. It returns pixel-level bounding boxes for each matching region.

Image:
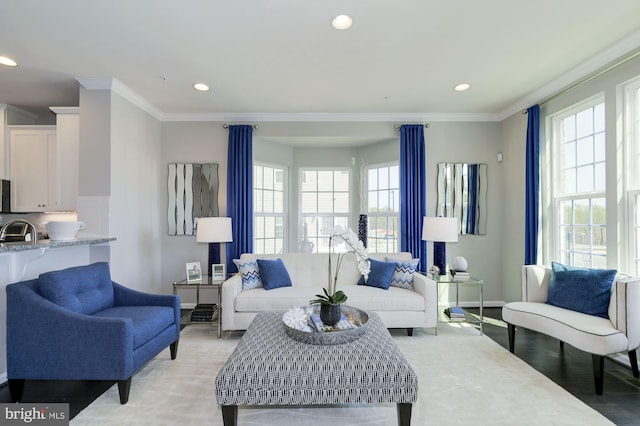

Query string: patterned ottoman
[215,311,418,425]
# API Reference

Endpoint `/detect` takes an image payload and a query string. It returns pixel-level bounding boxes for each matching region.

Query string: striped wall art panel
[168,163,219,236]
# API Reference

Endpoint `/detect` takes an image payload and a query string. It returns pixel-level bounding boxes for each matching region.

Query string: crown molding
[497,29,640,121]
[75,77,164,121]
[50,106,79,115]
[161,111,501,123]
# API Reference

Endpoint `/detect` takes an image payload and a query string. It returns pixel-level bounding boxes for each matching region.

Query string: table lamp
[196,217,233,276]
[422,217,459,275]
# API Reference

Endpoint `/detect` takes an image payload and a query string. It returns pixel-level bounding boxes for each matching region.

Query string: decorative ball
[452,256,468,272]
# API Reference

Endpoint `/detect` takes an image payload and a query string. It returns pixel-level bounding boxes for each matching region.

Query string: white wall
[109,93,163,292]
[499,112,528,302]
[425,122,504,305]
[160,121,228,303]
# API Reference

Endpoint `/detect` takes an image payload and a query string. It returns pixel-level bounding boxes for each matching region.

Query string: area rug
[72,322,613,425]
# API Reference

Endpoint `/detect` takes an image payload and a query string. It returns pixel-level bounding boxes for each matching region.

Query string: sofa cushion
[358,258,395,289]
[93,306,175,349]
[235,285,425,312]
[547,262,617,319]
[257,258,292,290]
[386,257,419,290]
[38,262,114,315]
[233,259,263,290]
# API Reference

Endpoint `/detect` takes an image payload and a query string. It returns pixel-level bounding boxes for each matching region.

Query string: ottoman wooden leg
[221,405,238,426]
[397,402,412,426]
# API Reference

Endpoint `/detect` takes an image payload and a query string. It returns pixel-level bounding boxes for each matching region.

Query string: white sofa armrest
[521,265,551,303]
[610,277,640,350]
[413,272,438,327]
[221,274,243,330]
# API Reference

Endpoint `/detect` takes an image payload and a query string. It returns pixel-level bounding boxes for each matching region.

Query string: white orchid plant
[310,226,370,306]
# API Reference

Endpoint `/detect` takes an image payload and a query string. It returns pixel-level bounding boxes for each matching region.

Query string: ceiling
[1,0,640,122]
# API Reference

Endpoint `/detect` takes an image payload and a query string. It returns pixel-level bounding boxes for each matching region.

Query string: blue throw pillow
[257,258,292,290]
[358,258,396,290]
[547,261,617,318]
[386,257,419,290]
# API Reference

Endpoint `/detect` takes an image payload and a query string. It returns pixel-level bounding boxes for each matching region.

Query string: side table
[430,273,483,335]
[173,274,223,338]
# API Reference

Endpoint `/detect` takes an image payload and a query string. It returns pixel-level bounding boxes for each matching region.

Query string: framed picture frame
[186,262,202,283]
[211,263,226,282]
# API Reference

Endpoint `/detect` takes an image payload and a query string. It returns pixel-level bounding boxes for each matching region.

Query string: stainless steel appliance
[0,179,9,213]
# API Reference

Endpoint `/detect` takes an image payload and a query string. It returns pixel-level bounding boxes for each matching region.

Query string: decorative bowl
[283,305,369,345]
[41,221,86,241]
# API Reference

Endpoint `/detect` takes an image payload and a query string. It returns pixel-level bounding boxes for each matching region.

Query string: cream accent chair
[502,265,640,394]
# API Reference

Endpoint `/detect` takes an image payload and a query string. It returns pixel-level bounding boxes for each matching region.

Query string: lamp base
[433,241,447,275]
[208,242,221,276]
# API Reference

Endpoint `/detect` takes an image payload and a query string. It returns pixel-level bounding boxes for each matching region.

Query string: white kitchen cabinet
[9,126,57,212]
[0,104,37,179]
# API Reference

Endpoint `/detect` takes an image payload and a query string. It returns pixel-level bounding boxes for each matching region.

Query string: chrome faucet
[0,219,38,244]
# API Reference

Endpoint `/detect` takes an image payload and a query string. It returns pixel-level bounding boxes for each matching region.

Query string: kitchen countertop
[0,236,116,252]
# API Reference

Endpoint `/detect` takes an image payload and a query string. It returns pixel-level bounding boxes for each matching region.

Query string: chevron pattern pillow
[386,257,419,290]
[233,259,263,290]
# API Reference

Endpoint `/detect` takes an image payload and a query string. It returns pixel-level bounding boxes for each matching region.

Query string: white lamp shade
[421,217,459,242]
[196,217,233,243]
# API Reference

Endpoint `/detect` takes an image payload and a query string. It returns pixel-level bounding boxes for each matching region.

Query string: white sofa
[221,252,437,335]
[502,265,640,394]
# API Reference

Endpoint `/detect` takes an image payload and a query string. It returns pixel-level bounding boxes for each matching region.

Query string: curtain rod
[223,124,259,129]
[395,123,430,129]
[523,47,640,114]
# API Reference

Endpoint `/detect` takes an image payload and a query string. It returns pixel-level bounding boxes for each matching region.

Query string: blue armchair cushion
[93,306,175,349]
[257,258,292,290]
[38,262,114,315]
[357,258,396,290]
[547,261,617,318]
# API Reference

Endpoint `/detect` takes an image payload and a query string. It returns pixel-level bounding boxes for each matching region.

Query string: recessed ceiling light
[332,14,353,30]
[454,83,471,91]
[193,83,210,92]
[0,56,17,67]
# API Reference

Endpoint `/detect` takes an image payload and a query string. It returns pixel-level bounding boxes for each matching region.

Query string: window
[624,78,640,274]
[550,98,606,268]
[366,164,399,253]
[300,169,350,253]
[254,164,286,254]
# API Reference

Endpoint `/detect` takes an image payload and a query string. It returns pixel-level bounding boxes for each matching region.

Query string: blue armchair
[6,262,180,404]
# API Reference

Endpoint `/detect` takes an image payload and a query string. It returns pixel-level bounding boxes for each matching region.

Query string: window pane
[317,193,334,213]
[576,108,593,138]
[576,136,593,166]
[274,169,284,191]
[368,169,378,191]
[263,190,274,213]
[334,171,349,191]
[369,192,378,210]
[263,167,274,190]
[563,116,576,141]
[563,169,576,194]
[301,193,317,213]
[255,190,263,212]
[254,166,264,188]
[574,200,589,225]
[594,133,605,162]
[378,191,389,211]
[594,163,606,192]
[594,103,605,133]
[334,193,349,213]
[389,165,400,188]
[318,171,333,190]
[576,166,593,193]
[563,141,576,168]
[379,167,389,190]
[301,171,317,191]
[273,191,284,213]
